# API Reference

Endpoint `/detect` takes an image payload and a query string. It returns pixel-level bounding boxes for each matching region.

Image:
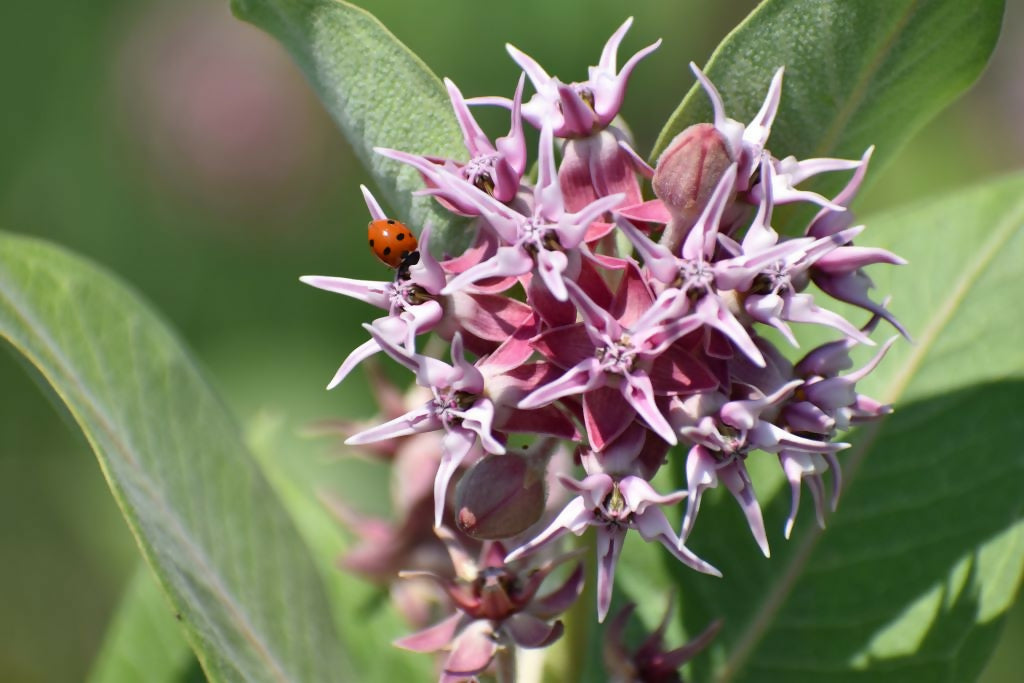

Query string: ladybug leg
[396,250,420,281]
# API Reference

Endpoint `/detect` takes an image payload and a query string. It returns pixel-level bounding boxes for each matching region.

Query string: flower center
[473,566,523,620]
[596,335,636,374]
[519,217,561,255]
[679,259,715,298]
[432,388,475,428]
[717,426,748,457]
[478,566,517,595]
[752,260,791,295]
[465,154,499,195]
[599,482,631,525]
[387,280,429,315]
[570,82,596,111]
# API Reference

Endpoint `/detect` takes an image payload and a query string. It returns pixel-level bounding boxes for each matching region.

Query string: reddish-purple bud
[652,123,733,221]
[455,452,547,540]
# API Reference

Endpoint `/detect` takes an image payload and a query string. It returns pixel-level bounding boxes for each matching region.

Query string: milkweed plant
[303,15,911,681]
[0,1,1019,682]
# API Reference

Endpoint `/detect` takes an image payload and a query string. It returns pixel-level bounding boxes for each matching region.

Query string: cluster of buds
[306,17,905,682]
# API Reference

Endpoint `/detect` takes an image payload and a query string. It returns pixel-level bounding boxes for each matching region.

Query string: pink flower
[347,328,574,526]
[395,529,584,682]
[518,268,717,450]
[506,472,719,622]
[616,164,767,366]
[302,186,537,388]
[491,17,661,138]
[381,126,624,301]
[672,380,847,556]
[688,62,784,192]
[302,26,910,654]
[392,75,528,215]
[605,600,721,683]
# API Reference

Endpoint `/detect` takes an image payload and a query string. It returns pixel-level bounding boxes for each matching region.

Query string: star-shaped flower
[380,125,624,301]
[347,328,574,526]
[396,529,584,683]
[519,267,717,450]
[506,472,719,622]
[478,17,660,138]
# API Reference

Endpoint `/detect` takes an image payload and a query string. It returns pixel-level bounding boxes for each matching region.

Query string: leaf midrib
[714,197,1024,682]
[810,0,919,159]
[0,262,292,683]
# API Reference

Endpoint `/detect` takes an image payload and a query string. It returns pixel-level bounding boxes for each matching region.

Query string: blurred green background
[0,1,1020,680]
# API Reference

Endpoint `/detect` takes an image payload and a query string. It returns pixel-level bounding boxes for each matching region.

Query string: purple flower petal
[531,562,585,618]
[618,476,686,512]
[682,444,718,539]
[633,504,721,576]
[393,612,465,653]
[505,496,594,563]
[327,337,381,390]
[433,429,478,526]
[584,384,638,451]
[457,400,505,455]
[505,613,565,649]
[518,358,604,409]
[595,525,626,622]
[720,459,770,557]
[345,405,440,446]
[622,372,677,445]
[443,620,499,680]
[299,275,390,309]
[441,245,534,295]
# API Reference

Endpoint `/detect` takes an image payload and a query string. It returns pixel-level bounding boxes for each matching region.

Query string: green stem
[562,530,597,683]
[494,644,516,683]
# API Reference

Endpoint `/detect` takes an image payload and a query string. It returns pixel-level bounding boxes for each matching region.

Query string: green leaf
[651,0,1004,196]
[88,566,194,683]
[244,413,434,682]
[667,173,1024,682]
[0,233,351,683]
[231,0,470,246]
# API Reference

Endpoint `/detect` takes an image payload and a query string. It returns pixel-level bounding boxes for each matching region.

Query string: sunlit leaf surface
[232,0,470,247]
[652,0,1005,205]
[666,174,1024,683]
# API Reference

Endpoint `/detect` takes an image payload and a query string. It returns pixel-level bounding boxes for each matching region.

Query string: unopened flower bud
[652,122,733,221]
[455,452,547,539]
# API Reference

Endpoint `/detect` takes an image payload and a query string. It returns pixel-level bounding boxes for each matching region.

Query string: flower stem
[562,530,597,682]
[494,645,516,683]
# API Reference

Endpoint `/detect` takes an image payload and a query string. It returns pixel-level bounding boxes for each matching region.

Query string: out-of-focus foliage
[653,0,1005,229]
[0,0,1021,681]
[231,0,470,246]
[0,233,350,681]
[666,175,1024,682]
[87,567,194,683]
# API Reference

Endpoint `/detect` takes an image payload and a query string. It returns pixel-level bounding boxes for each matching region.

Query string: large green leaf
[0,233,350,682]
[88,566,195,683]
[231,0,468,244]
[666,174,1024,682]
[244,413,434,682]
[651,0,1004,197]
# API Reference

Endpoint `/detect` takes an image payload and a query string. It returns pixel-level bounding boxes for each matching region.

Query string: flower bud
[652,123,733,221]
[455,452,547,540]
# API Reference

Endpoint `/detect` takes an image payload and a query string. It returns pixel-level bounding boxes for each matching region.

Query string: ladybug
[367,219,418,269]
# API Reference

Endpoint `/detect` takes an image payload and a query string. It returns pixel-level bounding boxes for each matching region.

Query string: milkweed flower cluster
[305,16,905,682]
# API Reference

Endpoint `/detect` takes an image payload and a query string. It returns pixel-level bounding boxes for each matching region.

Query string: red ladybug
[367,219,418,269]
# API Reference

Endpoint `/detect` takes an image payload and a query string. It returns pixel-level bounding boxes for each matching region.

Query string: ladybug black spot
[382,246,392,256]
[368,239,374,247]
[386,219,396,224]
[396,232,406,241]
